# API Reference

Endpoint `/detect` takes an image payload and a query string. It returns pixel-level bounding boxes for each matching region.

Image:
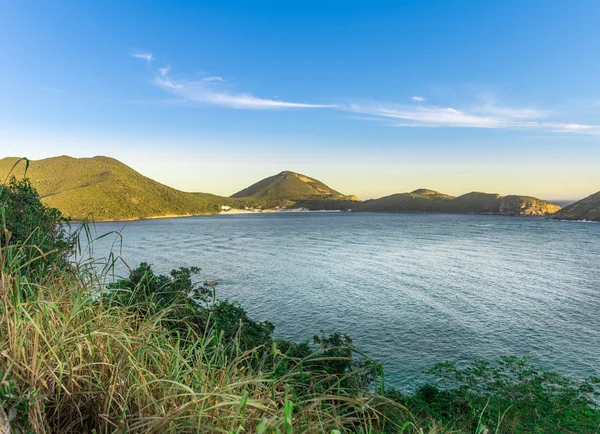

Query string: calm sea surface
[89,213,600,389]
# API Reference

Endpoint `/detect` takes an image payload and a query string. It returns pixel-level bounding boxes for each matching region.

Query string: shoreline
[69,209,583,224]
[218,208,343,215]
[70,212,214,224]
[71,208,344,223]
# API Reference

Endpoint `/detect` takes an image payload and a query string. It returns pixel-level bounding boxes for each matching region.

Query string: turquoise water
[90,213,600,389]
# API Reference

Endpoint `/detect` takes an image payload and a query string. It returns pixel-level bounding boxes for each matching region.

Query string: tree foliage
[387,356,600,433]
[0,176,74,274]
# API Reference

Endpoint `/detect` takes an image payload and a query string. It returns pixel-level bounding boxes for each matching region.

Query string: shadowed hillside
[358,190,560,216]
[549,191,600,221]
[360,189,454,213]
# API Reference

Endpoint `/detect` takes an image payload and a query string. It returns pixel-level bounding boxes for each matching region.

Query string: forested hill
[231,170,360,201]
[0,156,231,220]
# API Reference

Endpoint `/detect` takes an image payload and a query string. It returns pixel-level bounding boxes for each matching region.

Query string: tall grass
[0,226,436,433]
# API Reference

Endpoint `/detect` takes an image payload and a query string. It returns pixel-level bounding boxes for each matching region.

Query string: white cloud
[154,73,332,110]
[344,102,600,133]
[473,104,542,119]
[135,53,599,130]
[346,104,504,128]
[158,66,170,77]
[548,123,600,133]
[130,52,154,62]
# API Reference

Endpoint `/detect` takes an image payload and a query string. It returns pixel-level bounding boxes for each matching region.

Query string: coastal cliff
[359,190,561,216]
[549,191,600,221]
[498,195,561,216]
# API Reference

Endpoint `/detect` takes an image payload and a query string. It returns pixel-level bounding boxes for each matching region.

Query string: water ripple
[90,213,600,389]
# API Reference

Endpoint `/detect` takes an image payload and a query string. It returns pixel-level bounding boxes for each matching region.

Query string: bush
[106,262,277,354]
[0,176,74,275]
[391,356,600,433]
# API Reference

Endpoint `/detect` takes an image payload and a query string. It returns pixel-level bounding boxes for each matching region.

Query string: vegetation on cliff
[549,191,600,221]
[360,190,561,216]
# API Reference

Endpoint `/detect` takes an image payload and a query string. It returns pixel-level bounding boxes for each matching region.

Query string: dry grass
[0,238,446,433]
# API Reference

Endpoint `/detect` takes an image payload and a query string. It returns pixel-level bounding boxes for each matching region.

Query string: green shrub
[0,176,74,276]
[105,262,277,354]
[391,356,600,433]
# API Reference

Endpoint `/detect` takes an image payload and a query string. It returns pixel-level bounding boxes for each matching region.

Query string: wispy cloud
[153,70,332,110]
[345,104,506,128]
[548,123,599,133]
[130,52,154,62]
[134,53,599,131]
[343,102,600,134]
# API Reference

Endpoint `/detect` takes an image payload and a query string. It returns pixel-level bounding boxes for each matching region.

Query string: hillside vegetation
[231,170,360,202]
[0,156,285,220]
[0,156,562,220]
[360,190,561,216]
[0,156,230,220]
[360,189,454,213]
[549,191,600,221]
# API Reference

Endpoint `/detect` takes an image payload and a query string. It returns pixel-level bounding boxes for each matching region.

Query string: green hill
[231,170,360,202]
[360,189,454,213]
[0,156,230,220]
[357,190,560,216]
[0,158,350,220]
[444,192,502,214]
[549,191,600,221]
[447,192,561,215]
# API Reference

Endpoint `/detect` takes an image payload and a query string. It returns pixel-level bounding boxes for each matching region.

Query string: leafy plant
[1,176,74,277]
[391,356,600,433]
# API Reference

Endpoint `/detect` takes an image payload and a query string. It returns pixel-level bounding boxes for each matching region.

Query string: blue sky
[1,1,599,200]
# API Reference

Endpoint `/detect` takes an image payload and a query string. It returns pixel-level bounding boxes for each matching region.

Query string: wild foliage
[387,356,600,433]
[0,175,74,275]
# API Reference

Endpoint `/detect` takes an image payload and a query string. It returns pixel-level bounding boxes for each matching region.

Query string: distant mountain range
[1,155,596,221]
[359,189,561,216]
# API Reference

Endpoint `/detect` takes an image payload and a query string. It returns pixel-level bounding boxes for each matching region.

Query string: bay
[89,213,600,389]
